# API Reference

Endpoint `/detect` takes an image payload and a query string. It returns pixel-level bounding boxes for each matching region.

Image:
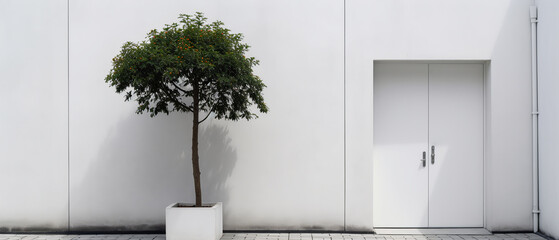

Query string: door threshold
[373,228,490,235]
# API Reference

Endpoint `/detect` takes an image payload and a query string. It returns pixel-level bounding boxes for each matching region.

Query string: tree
[105,12,268,207]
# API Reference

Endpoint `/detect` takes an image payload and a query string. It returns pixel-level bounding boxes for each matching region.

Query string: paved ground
[0,233,549,240]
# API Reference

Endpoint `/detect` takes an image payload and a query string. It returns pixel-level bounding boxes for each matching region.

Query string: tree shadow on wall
[70,113,236,232]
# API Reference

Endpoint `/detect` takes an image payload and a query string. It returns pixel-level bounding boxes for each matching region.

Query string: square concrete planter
[166,202,223,240]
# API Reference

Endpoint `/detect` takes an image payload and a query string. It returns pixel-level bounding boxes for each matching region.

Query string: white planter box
[166,202,223,240]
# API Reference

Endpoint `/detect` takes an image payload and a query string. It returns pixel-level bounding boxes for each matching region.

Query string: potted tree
[105,12,268,240]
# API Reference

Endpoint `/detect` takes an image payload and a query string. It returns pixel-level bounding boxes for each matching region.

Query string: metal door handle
[431,145,435,164]
[420,151,426,167]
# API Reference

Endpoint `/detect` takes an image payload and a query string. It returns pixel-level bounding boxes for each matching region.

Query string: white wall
[68,0,344,231]
[0,0,68,232]
[0,0,539,233]
[535,0,559,238]
[345,0,533,232]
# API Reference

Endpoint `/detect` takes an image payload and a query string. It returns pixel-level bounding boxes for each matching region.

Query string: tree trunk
[192,81,202,207]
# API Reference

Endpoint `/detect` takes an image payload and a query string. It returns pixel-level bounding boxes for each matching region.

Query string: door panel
[373,62,484,228]
[373,63,429,227]
[428,64,484,227]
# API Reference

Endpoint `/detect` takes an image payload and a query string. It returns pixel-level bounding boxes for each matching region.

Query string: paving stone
[0,232,551,240]
[314,234,331,238]
[375,235,391,238]
[501,235,518,239]
[526,235,545,240]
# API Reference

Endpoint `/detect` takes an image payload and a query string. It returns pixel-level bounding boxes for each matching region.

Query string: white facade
[0,0,556,235]
[0,0,68,231]
[67,0,344,231]
[536,0,559,239]
[345,0,533,232]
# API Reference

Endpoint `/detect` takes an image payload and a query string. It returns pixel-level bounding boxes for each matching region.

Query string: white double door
[373,63,484,228]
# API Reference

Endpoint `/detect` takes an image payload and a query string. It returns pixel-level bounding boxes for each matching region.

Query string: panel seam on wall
[343,0,347,231]
[482,63,486,229]
[67,0,71,232]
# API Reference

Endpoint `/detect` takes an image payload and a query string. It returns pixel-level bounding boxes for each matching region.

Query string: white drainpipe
[530,5,540,234]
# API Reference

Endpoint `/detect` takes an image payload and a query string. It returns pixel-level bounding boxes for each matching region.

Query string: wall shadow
[70,112,236,232]
[198,122,237,205]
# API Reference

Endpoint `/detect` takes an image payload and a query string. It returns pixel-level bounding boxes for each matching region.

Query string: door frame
[371,60,491,232]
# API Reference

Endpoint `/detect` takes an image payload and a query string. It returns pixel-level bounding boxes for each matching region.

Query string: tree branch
[175,99,193,112]
[198,110,213,124]
[160,87,193,112]
[172,82,189,95]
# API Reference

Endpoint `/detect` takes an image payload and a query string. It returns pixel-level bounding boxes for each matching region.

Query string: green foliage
[105,12,268,120]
